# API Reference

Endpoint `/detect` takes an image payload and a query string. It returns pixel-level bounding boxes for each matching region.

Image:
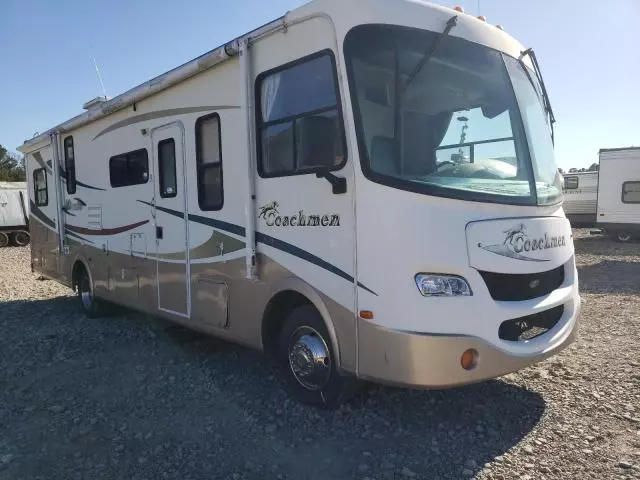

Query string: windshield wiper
[519,48,556,143]
[403,15,459,92]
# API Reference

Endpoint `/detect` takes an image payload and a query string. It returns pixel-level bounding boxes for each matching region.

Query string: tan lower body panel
[356,299,580,389]
[51,240,357,371]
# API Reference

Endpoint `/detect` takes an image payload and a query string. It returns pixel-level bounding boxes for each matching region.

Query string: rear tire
[0,232,8,248]
[10,231,30,247]
[76,267,102,318]
[277,305,358,408]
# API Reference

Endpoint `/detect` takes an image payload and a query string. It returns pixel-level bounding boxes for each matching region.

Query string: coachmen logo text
[258,201,340,227]
[478,223,566,262]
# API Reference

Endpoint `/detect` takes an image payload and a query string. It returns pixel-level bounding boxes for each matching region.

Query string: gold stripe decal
[93,106,240,140]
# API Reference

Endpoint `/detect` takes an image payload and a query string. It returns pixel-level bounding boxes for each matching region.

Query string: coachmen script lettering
[479,223,566,262]
[258,201,340,227]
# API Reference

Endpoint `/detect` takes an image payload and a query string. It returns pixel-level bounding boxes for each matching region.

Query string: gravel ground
[0,230,639,480]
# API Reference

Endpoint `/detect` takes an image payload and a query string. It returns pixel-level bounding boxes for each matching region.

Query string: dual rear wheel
[0,231,30,248]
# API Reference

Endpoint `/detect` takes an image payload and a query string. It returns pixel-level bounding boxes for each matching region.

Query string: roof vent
[82,96,109,110]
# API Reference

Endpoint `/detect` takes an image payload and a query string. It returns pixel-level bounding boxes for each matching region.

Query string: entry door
[151,122,190,317]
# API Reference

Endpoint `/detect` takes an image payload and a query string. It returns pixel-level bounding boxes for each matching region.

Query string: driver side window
[256,51,347,178]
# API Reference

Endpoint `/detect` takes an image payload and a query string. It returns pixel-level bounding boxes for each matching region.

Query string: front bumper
[356,297,580,389]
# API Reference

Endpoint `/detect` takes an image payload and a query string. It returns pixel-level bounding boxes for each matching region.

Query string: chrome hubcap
[288,326,331,391]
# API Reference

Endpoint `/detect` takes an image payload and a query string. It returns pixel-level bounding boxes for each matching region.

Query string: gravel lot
[1,230,639,480]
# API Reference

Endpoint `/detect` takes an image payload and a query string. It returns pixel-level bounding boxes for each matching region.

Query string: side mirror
[316,168,347,195]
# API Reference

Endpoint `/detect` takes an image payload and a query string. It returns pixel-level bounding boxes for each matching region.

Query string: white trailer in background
[597,147,640,242]
[561,171,598,227]
[18,0,580,407]
[0,181,30,247]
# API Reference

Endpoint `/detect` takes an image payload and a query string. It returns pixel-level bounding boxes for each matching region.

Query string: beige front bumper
[356,301,580,389]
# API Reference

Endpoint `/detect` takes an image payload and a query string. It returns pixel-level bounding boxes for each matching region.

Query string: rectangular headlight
[415,274,472,297]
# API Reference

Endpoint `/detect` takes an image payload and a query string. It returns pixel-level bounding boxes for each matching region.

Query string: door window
[158,138,177,198]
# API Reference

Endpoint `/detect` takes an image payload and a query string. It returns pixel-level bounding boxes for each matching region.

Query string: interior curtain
[261,73,282,122]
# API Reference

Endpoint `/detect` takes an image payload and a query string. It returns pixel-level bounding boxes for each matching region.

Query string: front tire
[0,232,8,248]
[278,305,358,408]
[77,268,102,318]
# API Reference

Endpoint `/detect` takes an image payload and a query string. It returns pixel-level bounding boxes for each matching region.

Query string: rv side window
[109,149,149,188]
[64,136,76,194]
[256,50,346,177]
[622,181,640,204]
[564,176,579,189]
[158,138,177,198]
[195,113,223,211]
[33,168,48,206]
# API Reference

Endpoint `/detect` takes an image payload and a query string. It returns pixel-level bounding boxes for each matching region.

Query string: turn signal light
[359,310,374,320]
[453,5,464,12]
[461,349,479,370]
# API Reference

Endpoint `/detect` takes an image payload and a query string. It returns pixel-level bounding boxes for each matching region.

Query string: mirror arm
[316,169,347,194]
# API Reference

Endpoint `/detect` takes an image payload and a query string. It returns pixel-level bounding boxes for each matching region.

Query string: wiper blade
[519,48,556,142]
[403,15,459,92]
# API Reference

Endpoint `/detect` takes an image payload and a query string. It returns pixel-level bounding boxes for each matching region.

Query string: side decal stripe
[140,201,378,296]
[29,201,55,229]
[66,220,149,236]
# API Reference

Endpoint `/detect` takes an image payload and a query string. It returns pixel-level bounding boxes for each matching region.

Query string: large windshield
[344,24,563,206]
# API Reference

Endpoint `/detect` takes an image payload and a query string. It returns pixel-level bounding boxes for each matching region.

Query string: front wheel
[0,232,8,248]
[278,305,358,408]
[77,268,102,318]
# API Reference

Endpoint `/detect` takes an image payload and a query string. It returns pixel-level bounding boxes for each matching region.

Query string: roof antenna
[477,0,481,15]
[92,55,108,98]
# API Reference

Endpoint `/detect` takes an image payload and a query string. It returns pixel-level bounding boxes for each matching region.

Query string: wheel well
[262,290,313,358]
[71,260,87,292]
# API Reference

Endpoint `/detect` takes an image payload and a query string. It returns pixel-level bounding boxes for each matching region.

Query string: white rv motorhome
[561,171,598,227]
[0,181,30,247]
[597,147,640,242]
[18,0,580,406]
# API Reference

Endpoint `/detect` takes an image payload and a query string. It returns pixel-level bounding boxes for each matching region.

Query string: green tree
[0,144,26,182]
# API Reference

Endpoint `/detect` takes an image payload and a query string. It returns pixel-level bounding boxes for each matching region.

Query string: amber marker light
[359,310,374,320]
[461,349,479,370]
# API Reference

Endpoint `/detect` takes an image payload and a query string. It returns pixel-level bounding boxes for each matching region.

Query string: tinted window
[109,149,149,188]
[33,168,48,206]
[564,176,579,189]
[257,51,346,177]
[622,181,640,204]
[158,138,177,198]
[196,114,223,210]
[64,136,76,194]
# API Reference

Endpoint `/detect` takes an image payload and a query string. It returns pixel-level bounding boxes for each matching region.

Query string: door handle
[156,226,163,240]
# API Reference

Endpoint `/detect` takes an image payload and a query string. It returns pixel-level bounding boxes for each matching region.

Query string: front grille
[498,305,564,341]
[479,265,565,301]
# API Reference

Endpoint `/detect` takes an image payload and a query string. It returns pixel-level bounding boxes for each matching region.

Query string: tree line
[558,163,599,174]
[0,144,26,182]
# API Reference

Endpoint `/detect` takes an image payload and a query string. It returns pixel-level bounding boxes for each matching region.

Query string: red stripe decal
[66,220,149,236]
